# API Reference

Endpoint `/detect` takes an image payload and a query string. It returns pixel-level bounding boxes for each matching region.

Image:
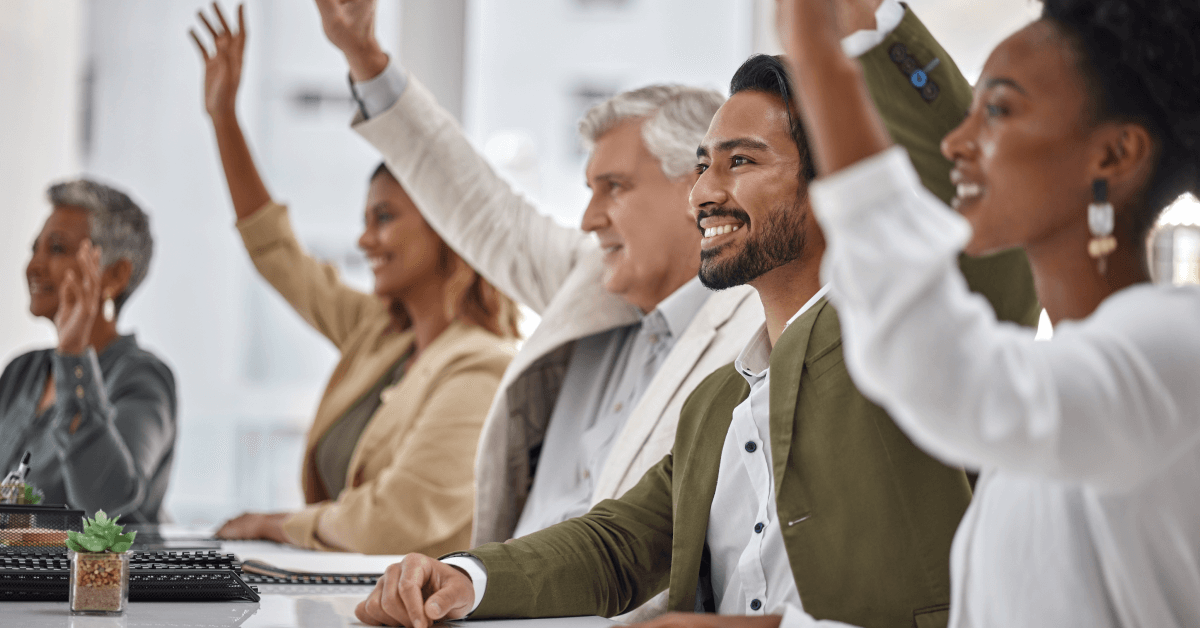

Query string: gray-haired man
[315,0,764,550]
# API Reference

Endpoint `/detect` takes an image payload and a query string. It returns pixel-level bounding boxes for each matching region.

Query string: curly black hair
[1042,0,1200,238]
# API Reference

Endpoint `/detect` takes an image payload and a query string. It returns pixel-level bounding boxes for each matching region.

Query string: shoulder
[0,347,52,387]
[428,323,517,375]
[107,339,177,393]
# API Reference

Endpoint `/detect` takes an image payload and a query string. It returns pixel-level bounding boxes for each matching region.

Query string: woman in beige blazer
[192,7,517,555]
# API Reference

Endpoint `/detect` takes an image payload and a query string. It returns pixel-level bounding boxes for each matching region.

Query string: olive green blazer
[465,7,1039,627]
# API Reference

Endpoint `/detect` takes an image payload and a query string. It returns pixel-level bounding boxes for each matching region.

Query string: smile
[367,255,391,271]
[703,224,742,239]
[949,169,984,210]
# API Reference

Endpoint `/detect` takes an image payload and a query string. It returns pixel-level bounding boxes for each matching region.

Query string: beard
[698,197,808,290]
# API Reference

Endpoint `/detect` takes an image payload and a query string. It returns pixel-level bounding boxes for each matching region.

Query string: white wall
[0,0,85,365]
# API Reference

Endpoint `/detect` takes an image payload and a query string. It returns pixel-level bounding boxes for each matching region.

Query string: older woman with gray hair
[0,179,176,523]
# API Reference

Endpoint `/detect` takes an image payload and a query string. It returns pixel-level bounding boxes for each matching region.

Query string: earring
[102,297,115,322]
[1087,179,1117,275]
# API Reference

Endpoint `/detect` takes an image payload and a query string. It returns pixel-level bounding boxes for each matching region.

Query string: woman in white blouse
[773,0,1200,627]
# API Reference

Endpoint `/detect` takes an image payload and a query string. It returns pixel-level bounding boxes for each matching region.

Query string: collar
[734,284,831,381]
[646,276,711,339]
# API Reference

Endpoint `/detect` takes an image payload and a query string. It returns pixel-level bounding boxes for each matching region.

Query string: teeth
[368,256,387,270]
[956,183,982,199]
[703,224,742,239]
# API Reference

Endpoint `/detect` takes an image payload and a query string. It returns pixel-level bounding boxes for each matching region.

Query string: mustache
[695,207,751,232]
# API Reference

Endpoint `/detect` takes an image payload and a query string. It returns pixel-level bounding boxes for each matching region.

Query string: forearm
[210,112,272,221]
[50,353,171,518]
[785,2,893,176]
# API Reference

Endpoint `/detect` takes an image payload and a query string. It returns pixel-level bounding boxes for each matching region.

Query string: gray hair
[579,84,725,180]
[47,180,153,315]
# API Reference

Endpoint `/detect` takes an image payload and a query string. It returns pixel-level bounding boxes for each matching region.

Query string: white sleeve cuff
[441,555,488,615]
[841,0,906,57]
[351,58,410,119]
[809,146,922,224]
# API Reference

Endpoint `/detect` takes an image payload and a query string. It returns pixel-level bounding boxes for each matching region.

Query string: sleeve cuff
[281,504,326,550]
[235,201,293,254]
[441,555,487,615]
[50,348,107,443]
[350,59,409,120]
[841,0,906,57]
[810,146,921,223]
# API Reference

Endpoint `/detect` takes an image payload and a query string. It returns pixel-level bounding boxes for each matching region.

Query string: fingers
[213,2,233,36]
[361,564,410,626]
[198,10,220,41]
[189,29,210,59]
[237,4,246,40]
[394,558,431,628]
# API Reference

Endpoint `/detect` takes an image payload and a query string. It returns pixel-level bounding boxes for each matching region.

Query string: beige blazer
[354,78,765,547]
[236,203,515,555]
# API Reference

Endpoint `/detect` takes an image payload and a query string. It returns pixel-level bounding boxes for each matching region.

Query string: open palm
[190,2,246,119]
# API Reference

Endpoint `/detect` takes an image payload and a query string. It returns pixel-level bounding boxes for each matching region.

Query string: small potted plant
[66,511,137,615]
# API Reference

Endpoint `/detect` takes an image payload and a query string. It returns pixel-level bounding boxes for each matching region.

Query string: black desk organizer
[0,504,85,548]
[0,549,260,602]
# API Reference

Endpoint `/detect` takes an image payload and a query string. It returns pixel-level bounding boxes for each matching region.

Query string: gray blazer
[0,335,176,523]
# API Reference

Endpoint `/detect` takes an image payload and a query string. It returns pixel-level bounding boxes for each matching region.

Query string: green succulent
[22,485,42,505]
[66,510,136,554]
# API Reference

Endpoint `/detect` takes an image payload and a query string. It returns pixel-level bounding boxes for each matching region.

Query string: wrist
[344,40,389,82]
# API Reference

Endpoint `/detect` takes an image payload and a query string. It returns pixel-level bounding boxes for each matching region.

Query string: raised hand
[189,2,246,120]
[354,554,475,628]
[312,0,388,81]
[56,241,103,356]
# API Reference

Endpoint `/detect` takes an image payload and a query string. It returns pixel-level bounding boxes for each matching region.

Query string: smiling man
[313,0,766,554]
[349,2,1041,627]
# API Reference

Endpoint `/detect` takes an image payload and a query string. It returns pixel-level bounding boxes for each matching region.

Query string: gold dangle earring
[1087,179,1117,275]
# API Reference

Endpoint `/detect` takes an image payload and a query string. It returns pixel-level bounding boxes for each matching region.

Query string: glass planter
[69,550,129,615]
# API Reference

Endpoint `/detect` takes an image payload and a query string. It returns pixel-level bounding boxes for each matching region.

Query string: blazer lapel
[596,288,752,498]
[767,298,827,495]
[668,371,748,612]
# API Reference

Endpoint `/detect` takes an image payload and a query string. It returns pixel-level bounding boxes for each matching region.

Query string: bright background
[1,0,1050,524]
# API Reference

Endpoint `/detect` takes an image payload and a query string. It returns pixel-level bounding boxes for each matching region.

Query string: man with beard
[353,2,1040,627]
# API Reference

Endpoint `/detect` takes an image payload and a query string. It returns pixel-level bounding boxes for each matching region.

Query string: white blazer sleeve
[353,75,589,315]
[809,147,1200,492]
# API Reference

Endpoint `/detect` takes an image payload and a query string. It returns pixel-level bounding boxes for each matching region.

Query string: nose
[689,167,728,222]
[357,225,374,251]
[942,109,981,163]
[580,190,610,233]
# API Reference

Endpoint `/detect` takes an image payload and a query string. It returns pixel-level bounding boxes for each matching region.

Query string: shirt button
[613,402,623,413]
[750,599,762,611]
[74,366,83,379]
[754,522,764,534]
[744,441,757,453]
[75,385,85,399]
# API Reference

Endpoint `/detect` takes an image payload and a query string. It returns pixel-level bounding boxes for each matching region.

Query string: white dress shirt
[513,277,711,538]
[808,146,1200,627]
[708,286,827,622]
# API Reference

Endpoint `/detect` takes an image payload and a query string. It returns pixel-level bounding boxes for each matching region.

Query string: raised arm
[191,3,378,348]
[314,0,590,314]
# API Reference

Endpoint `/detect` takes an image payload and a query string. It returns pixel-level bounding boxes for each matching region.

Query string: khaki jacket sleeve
[467,453,675,619]
[236,202,382,350]
[352,78,588,315]
[859,8,1041,327]
[282,349,504,554]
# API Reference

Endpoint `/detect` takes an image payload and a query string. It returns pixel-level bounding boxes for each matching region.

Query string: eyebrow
[588,172,631,187]
[982,77,1028,95]
[697,138,771,158]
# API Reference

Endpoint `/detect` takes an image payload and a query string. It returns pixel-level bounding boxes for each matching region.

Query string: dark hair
[367,162,521,339]
[1042,0,1200,238]
[729,54,818,185]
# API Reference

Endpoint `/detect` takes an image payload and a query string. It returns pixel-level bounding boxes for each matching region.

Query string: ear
[100,258,133,301]
[1093,122,1157,211]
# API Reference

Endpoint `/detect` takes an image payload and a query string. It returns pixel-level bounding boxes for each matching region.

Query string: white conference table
[3,529,618,628]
